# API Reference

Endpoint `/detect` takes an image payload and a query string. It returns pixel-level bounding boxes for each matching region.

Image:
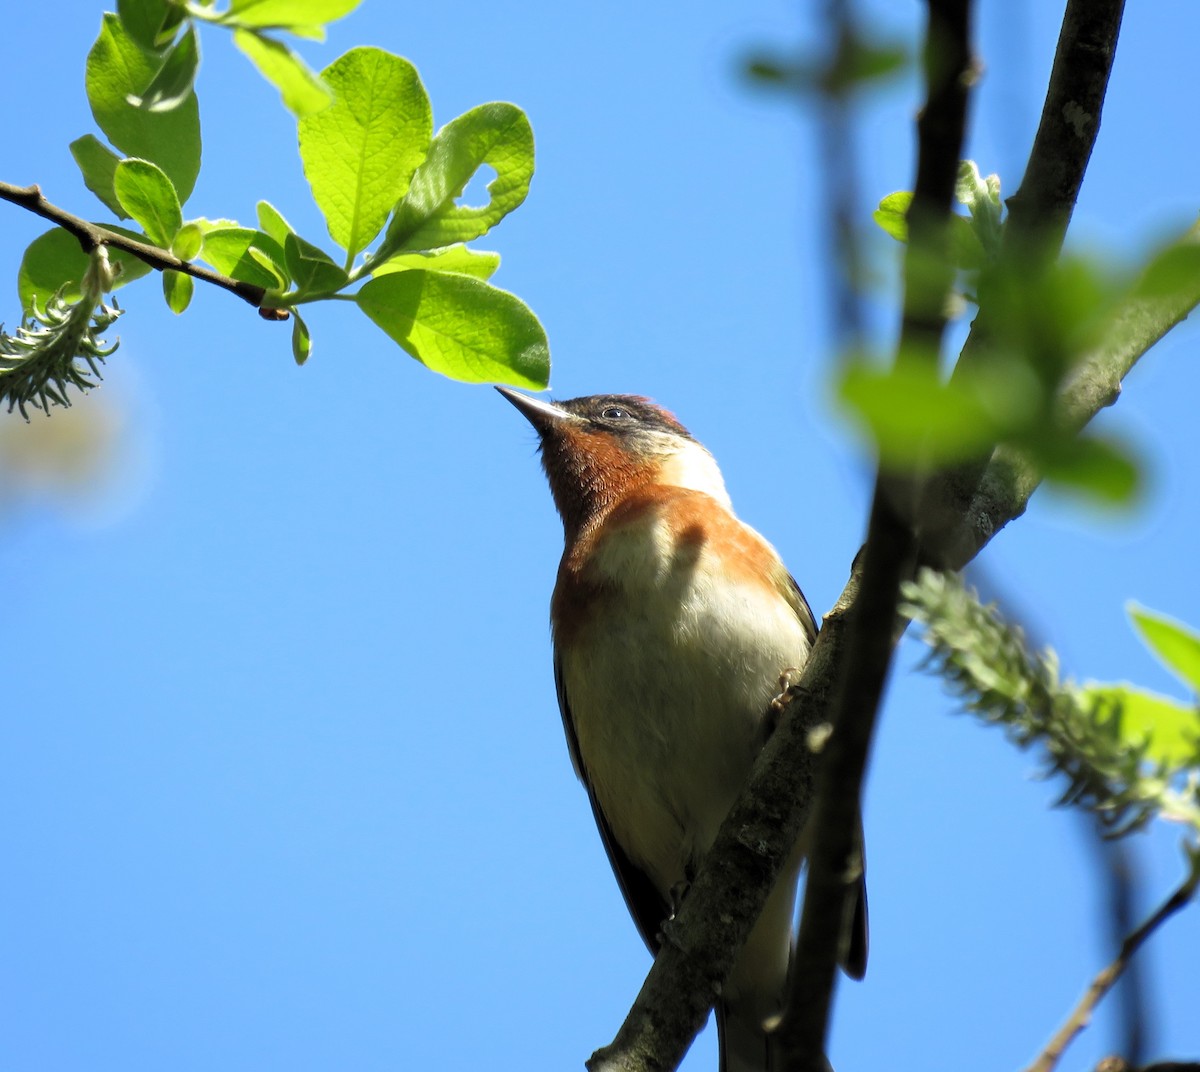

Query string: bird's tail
[715,1000,771,1072]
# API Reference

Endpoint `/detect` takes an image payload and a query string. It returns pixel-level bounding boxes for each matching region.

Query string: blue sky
[2,2,1197,1070]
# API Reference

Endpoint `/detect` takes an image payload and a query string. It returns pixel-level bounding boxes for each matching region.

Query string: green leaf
[113,158,183,247]
[233,29,332,118]
[256,200,296,248]
[162,269,193,313]
[1129,235,1200,304]
[1128,604,1200,695]
[69,135,126,218]
[357,270,549,387]
[873,191,911,242]
[117,0,176,50]
[1038,434,1141,504]
[298,47,432,259]
[382,102,534,253]
[292,308,313,364]
[226,0,363,29]
[950,215,987,271]
[1081,684,1199,767]
[841,40,908,87]
[839,360,1003,463]
[17,227,153,313]
[284,233,348,294]
[127,24,200,112]
[86,13,202,202]
[201,227,288,291]
[371,244,500,280]
[172,222,204,261]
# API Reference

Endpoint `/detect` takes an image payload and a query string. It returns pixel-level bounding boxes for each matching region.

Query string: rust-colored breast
[551,484,794,648]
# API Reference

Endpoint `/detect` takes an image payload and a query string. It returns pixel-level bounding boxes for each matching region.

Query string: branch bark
[924,0,1128,557]
[0,180,269,311]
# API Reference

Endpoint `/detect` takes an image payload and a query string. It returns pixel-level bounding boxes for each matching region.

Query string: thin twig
[1090,833,1150,1065]
[0,180,269,310]
[1024,867,1200,1072]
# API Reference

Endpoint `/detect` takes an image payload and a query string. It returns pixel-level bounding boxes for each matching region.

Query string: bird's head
[497,388,731,540]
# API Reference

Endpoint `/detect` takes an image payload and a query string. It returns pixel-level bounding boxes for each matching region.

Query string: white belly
[558,515,811,900]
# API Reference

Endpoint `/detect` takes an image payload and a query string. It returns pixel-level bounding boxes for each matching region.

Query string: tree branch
[586,178,1200,1072]
[1025,865,1200,1072]
[924,0,1128,556]
[939,217,1200,570]
[0,180,269,311]
[777,2,973,1066]
[1002,0,1126,256]
[588,3,1183,1068]
[586,269,1195,1069]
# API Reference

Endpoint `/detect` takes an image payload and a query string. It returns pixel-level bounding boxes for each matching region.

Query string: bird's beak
[495,386,576,435]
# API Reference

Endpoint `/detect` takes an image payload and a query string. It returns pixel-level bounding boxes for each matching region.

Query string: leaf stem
[0,180,270,310]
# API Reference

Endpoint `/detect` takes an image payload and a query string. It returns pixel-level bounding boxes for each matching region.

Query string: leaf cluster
[6,0,548,416]
[842,162,1200,505]
[902,570,1200,840]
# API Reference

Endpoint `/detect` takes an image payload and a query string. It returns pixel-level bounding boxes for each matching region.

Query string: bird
[498,388,867,1072]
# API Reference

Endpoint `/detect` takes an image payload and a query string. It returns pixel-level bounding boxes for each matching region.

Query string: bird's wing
[785,572,820,650]
[553,647,671,953]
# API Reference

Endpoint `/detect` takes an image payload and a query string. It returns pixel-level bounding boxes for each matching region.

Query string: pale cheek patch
[655,443,733,509]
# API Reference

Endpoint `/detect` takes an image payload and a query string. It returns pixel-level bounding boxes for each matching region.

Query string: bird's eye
[601,406,631,420]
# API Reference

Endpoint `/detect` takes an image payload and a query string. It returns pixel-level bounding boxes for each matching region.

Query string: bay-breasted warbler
[499,389,867,1072]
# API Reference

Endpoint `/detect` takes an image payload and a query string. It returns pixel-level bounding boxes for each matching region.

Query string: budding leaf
[284,233,348,294]
[202,227,288,290]
[256,200,296,248]
[162,269,193,314]
[113,158,183,247]
[873,191,911,242]
[172,223,204,261]
[291,308,313,365]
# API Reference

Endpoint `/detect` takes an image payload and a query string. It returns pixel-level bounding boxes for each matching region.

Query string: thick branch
[1003,0,1126,256]
[924,0,1127,555]
[0,180,269,310]
[1025,866,1200,1072]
